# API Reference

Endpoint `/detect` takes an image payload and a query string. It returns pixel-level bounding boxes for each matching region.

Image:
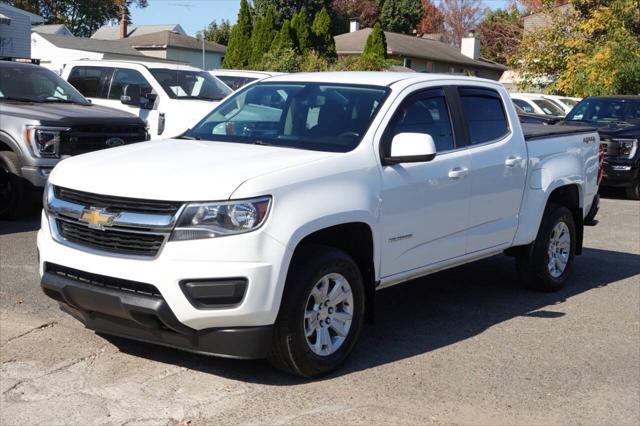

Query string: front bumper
[21,166,54,188]
[601,162,639,188]
[41,267,272,358]
[38,212,292,331]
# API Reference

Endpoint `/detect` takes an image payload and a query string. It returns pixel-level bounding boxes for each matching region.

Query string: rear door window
[67,66,112,98]
[459,87,509,145]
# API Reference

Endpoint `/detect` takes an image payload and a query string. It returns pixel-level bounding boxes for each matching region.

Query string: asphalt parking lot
[1,193,639,426]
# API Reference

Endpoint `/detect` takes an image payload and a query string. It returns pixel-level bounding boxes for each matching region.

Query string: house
[123,30,226,70]
[334,27,507,80]
[32,24,73,36]
[31,32,166,74]
[91,23,186,40]
[523,1,573,33]
[0,3,44,59]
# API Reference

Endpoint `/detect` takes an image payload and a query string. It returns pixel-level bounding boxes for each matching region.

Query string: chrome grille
[48,185,181,258]
[56,219,164,257]
[55,186,182,215]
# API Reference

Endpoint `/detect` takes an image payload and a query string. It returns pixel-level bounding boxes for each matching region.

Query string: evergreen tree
[249,6,277,67]
[290,8,311,52]
[271,19,296,52]
[311,7,336,58]
[223,0,253,69]
[362,22,387,59]
[379,0,425,34]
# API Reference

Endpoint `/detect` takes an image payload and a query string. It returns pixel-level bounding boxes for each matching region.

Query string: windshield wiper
[0,96,42,103]
[177,134,200,140]
[180,95,224,101]
[252,139,272,146]
[42,99,84,104]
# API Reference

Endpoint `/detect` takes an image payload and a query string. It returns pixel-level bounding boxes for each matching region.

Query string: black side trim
[41,269,271,359]
[180,278,248,309]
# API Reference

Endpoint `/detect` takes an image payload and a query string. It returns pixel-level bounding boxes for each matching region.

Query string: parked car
[514,103,561,125]
[562,95,640,199]
[0,61,148,219]
[209,70,285,91]
[511,93,566,117]
[61,60,232,139]
[540,94,581,114]
[38,72,600,377]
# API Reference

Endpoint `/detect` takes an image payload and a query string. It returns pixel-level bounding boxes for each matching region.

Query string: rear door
[456,86,527,253]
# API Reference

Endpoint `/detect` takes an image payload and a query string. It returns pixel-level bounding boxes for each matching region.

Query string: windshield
[0,64,88,104]
[566,98,640,123]
[150,69,232,100]
[186,82,389,152]
[560,98,578,107]
[532,98,565,116]
[215,75,258,91]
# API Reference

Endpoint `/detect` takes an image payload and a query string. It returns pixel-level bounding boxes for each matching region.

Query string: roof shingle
[124,31,226,54]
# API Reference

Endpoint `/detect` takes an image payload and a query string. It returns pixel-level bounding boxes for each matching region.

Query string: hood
[174,99,220,128]
[49,139,337,201]
[0,101,144,126]
[562,120,640,138]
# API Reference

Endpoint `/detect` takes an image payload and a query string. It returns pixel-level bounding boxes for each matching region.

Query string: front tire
[626,181,640,200]
[516,204,576,292]
[0,151,27,220]
[268,245,365,378]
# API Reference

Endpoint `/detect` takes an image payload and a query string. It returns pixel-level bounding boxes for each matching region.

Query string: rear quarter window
[459,88,510,145]
[67,66,111,98]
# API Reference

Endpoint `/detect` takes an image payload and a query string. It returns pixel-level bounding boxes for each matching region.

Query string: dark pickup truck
[562,96,640,200]
[0,61,148,219]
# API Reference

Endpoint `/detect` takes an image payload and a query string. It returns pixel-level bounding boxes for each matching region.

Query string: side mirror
[384,133,437,165]
[121,83,141,106]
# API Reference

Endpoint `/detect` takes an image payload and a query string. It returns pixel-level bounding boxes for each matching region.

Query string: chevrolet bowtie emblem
[79,208,118,229]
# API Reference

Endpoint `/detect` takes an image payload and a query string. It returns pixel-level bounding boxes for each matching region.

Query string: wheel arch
[287,221,377,323]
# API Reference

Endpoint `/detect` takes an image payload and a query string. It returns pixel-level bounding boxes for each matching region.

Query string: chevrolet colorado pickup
[38,73,601,377]
[0,61,147,219]
[562,96,640,199]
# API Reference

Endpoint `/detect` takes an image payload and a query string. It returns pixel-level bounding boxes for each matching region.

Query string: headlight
[25,126,69,158]
[42,180,53,214]
[615,139,637,159]
[171,196,271,241]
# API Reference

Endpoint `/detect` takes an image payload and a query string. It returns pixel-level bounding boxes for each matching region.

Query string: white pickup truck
[38,73,601,378]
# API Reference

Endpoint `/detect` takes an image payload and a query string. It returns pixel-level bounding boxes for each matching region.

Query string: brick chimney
[119,7,128,38]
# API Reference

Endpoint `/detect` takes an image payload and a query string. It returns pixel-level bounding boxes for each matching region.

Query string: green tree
[249,6,277,67]
[362,22,387,59]
[5,0,148,37]
[477,6,523,65]
[270,19,296,52]
[290,7,311,52]
[223,0,253,69]
[311,6,336,58]
[252,0,330,22]
[515,0,640,96]
[379,0,424,34]
[199,19,233,46]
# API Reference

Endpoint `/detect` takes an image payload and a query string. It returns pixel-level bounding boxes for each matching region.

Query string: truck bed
[522,123,597,141]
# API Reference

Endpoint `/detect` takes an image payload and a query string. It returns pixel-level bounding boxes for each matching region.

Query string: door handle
[505,156,522,167]
[448,167,469,179]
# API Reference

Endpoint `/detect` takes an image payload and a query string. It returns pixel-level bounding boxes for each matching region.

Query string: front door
[379,88,472,278]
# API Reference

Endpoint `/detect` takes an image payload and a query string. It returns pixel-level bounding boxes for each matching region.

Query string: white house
[0,3,44,59]
[92,23,186,40]
[31,32,154,74]
[32,24,73,36]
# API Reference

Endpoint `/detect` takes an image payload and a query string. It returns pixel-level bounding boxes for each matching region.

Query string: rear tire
[0,151,27,220]
[516,204,576,292]
[626,182,640,200]
[268,245,365,378]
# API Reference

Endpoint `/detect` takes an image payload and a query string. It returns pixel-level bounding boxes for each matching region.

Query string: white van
[61,60,232,139]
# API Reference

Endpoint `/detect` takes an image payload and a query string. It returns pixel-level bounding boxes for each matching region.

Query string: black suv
[563,96,640,199]
[0,61,148,219]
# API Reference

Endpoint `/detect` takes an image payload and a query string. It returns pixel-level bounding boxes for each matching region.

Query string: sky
[131,0,512,37]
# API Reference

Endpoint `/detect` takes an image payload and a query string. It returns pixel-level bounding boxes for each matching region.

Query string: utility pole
[202,25,205,70]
